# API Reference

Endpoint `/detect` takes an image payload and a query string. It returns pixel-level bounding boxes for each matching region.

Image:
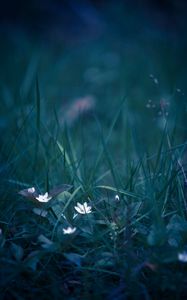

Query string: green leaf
[37,234,55,250]
[63,253,83,267]
[51,203,64,219]
[166,214,187,247]
[127,202,142,219]
[57,191,72,203]
[24,251,42,271]
[18,188,38,200]
[10,242,24,262]
[95,252,114,268]
[49,184,72,198]
[32,208,48,217]
[147,225,166,246]
[167,214,187,232]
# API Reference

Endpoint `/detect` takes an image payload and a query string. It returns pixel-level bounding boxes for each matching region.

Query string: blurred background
[1,0,187,180]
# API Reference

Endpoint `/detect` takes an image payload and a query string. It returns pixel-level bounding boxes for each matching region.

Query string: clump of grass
[1,81,187,300]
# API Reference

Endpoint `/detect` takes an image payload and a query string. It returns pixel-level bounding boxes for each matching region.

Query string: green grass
[1,12,187,298]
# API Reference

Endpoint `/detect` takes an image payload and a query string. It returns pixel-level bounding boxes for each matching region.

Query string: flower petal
[74,206,83,214]
[77,202,84,209]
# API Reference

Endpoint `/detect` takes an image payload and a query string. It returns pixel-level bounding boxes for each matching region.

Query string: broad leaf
[10,242,24,261]
[63,253,83,267]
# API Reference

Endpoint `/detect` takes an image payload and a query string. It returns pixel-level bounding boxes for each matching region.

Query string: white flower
[178,251,187,263]
[115,194,120,201]
[28,187,35,193]
[74,202,92,214]
[35,192,52,203]
[63,226,77,235]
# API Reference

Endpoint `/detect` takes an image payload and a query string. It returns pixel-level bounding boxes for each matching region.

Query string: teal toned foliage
[1,3,187,298]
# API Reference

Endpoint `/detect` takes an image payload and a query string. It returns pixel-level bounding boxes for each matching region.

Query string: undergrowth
[1,82,187,299]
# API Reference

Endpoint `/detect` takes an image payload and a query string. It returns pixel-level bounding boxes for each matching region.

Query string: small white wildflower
[74,202,92,214]
[63,226,77,235]
[178,251,187,263]
[35,192,52,203]
[115,195,120,202]
[28,187,35,193]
